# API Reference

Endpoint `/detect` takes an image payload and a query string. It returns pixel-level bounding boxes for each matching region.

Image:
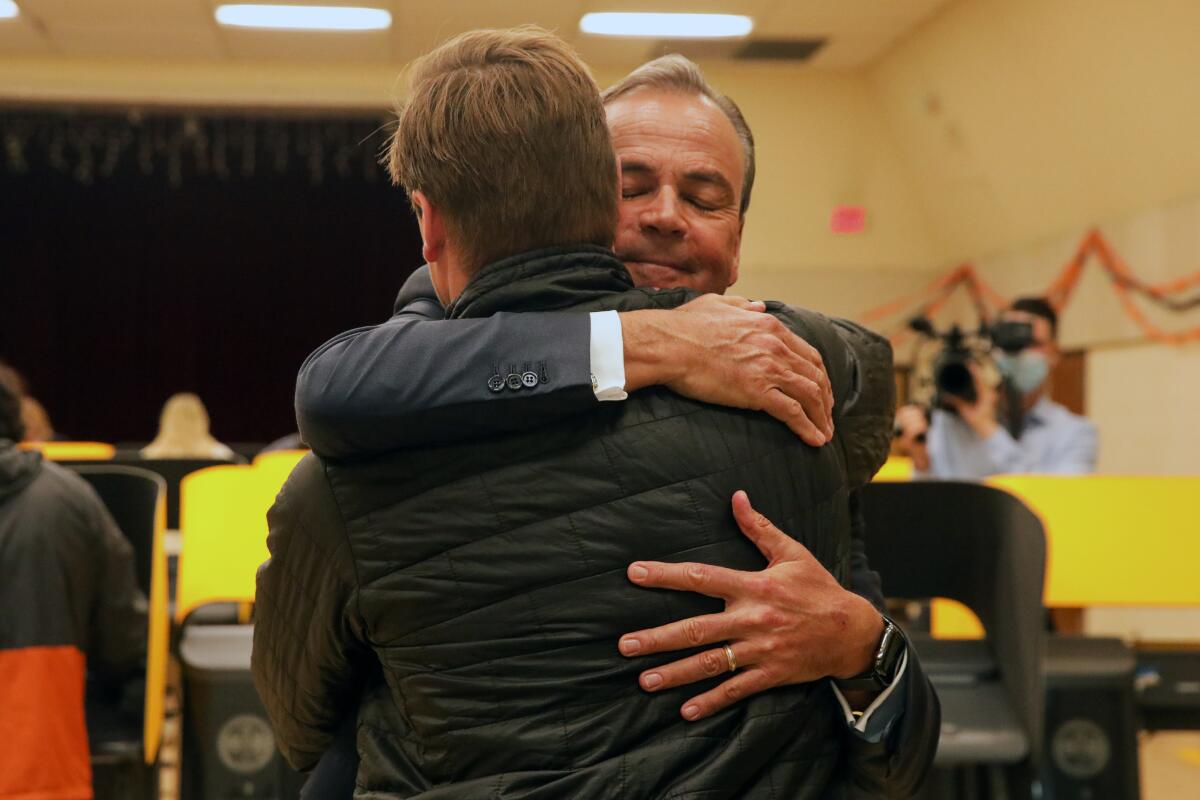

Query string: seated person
[895,297,1098,478]
[0,372,147,798]
[142,392,236,460]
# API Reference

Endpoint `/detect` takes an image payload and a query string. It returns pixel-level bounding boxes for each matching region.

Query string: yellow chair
[251,448,309,488]
[20,440,115,461]
[932,475,1200,638]
[175,454,310,623]
[175,466,268,623]
[873,455,914,482]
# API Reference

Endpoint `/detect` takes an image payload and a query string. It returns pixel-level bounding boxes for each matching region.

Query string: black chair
[70,465,168,800]
[860,481,1046,799]
[64,456,238,529]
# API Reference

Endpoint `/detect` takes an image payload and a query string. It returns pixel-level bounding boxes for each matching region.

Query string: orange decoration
[859,229,1200,345]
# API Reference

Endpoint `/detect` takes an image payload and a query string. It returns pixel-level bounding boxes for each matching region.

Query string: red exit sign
[830,205,866,234]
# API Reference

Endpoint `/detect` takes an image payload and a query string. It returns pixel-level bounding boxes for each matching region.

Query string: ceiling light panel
[214,4,392,32]
[580,12,753,39]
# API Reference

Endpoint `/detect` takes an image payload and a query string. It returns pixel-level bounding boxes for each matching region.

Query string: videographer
[896,297,1098,479]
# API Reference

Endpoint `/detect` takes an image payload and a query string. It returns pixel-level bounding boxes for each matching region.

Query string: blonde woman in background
[142,392,235,460]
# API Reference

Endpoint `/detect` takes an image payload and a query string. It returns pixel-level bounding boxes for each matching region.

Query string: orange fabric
[0,646,92,800]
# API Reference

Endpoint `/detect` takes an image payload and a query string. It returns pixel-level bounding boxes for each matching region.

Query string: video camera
[908,316,1036,411]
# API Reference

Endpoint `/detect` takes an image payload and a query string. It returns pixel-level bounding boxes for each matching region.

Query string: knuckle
[723,681,744,702]
[761,608,789,630]
[747,608,771,628]
[683,618,706,646]
[699,650,724,676]
[686,563,708,584]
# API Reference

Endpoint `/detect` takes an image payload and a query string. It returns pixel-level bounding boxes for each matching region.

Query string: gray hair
[602,55,756,216]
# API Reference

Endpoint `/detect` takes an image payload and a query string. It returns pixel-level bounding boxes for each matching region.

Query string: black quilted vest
[327,246,890,799]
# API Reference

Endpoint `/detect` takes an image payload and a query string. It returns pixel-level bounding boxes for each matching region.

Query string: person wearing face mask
[895,297,1098,479]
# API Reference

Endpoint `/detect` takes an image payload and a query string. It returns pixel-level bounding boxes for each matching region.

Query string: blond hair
[142,393,235,460]
[603,55,756,216]
[385,27,618,273]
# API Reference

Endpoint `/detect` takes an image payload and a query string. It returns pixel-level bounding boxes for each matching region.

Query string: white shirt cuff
[589,310,627,402]
[831,649,909,735]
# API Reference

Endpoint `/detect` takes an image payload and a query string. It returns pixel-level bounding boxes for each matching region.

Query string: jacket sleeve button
[487,375,505,393]
[521,371,539,388]
[506,373,524,391]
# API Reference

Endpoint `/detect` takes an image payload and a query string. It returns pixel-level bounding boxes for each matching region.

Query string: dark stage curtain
[1,108,422,444]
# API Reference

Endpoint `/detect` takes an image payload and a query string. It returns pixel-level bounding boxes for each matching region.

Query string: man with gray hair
[289,46,937,797]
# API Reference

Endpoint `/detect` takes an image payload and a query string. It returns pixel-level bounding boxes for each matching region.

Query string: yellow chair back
[873,455,914,482]
[174,455,308,623]
[20,441,115,460]
[931,475,1200,638]
[144,490,169,763]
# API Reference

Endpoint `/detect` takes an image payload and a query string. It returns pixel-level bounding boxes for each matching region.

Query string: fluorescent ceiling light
[0,1,20,21]
[215,4,391,31]
[580,12,752,39]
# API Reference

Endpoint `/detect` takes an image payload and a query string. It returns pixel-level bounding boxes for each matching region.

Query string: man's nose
[639,188,687,238]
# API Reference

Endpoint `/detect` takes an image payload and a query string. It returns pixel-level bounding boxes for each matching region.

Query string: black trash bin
[1042,636,1140,800]
[179,624,305,800]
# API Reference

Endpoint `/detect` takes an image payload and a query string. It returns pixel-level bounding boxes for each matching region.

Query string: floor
[153,651,1200,800]
[1141,731,1200,799]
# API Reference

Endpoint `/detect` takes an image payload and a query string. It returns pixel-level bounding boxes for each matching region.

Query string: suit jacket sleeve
[251,455,371,771]
[295,266,596,459]
[771,306,939,797]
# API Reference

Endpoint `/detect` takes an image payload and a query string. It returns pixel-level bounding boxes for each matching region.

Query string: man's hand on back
[617,491,884,721]
[621,296,834,446]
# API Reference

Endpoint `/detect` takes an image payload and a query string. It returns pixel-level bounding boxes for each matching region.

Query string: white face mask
[995,351,1050,395]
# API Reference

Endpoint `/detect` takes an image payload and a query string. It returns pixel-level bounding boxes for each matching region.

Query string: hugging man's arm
[296,266,833,459]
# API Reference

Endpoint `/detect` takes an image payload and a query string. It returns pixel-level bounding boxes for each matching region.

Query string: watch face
[876,621,904,683]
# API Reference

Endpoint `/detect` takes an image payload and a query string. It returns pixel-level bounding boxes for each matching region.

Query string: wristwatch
[834,617,906,694]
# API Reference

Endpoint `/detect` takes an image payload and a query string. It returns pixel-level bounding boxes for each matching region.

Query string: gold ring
[723,643,738,673]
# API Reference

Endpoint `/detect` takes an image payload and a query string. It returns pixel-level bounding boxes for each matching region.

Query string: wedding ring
[723,643,738,673]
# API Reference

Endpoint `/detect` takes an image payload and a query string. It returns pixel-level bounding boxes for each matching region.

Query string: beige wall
[869,0,1200,264]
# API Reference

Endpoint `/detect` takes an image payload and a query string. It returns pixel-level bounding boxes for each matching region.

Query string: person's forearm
[619,309,687,392]
[253,477,362,771]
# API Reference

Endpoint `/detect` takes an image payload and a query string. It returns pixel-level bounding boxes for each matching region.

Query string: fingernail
[629,564,648,582]
[619,638,641,655]
[682,705,701,720]
[642,673,663,689]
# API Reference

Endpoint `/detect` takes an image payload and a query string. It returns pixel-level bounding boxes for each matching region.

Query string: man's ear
[728,216,745,287]
[412,190,445,265]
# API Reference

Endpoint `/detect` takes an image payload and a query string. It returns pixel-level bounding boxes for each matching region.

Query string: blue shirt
[922,396,1098,480]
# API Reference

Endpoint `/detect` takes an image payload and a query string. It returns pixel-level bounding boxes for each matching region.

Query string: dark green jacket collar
[445,245,634,320]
